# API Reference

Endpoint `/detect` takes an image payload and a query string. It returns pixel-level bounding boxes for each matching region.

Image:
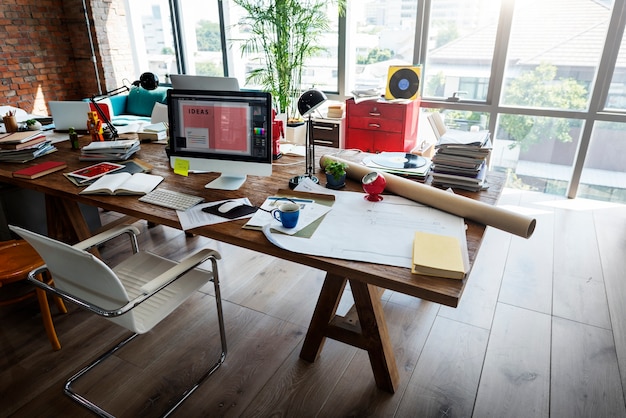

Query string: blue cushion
[126,86,169,117]
[109,95,128,116]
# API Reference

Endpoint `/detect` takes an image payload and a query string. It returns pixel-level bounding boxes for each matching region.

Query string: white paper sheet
[262,179,468,268]
[177,197,253,230]
[244,196,332,235]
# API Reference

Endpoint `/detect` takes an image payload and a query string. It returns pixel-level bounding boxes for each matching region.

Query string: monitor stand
[205,174,247,191]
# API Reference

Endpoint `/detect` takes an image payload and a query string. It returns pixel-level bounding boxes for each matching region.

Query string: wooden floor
[1,188,626,417]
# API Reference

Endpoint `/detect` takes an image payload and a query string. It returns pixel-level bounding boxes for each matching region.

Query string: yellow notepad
[411,231,468,280]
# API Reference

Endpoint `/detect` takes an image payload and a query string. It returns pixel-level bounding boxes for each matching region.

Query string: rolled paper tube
[320,155,536,239]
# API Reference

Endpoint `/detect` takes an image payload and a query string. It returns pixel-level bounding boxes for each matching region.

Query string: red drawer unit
[345,97,420,153]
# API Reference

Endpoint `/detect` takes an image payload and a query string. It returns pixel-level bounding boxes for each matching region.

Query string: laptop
[48,101,92,133]
[169,74,240,91]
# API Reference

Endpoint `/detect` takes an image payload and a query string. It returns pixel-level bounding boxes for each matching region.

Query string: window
[126,0,178,82]
[123,0,626,204]
[500,0,610,111]
[422,0,500,101]
[347,0,417,94]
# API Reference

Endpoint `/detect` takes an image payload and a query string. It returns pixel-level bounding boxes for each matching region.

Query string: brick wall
[0,0,135,116]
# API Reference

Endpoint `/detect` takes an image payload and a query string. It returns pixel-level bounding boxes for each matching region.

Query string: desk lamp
[288,89,327,189]
[90,72,159,140]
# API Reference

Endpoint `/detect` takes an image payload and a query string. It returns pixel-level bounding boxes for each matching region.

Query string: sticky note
[173,158,190,176]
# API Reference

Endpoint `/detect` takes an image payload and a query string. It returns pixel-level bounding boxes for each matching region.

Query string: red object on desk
[345,97,420,153]
[272,109,284,159]
[362,171,386,201]
[12,161,67,180]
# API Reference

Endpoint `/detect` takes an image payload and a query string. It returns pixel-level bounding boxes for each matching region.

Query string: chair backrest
[9,225,132,314]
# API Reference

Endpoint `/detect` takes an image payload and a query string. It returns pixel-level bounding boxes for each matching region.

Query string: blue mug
[272,202,300,228]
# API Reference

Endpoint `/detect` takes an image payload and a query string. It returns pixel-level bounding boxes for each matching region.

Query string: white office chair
[9,224,227,418]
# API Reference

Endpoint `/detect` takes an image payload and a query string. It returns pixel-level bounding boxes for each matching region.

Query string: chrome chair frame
[13,224,227,418]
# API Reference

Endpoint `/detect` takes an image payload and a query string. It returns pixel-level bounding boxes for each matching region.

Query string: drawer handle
[313,126,334,131]
[368,123,381,128]
[315,140,334,145]
[369,112,381,116]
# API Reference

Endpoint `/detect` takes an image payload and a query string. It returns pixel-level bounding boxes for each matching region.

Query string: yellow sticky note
[173,158,189,176]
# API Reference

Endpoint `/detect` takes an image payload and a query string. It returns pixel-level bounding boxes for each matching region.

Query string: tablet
[67,162,125,182]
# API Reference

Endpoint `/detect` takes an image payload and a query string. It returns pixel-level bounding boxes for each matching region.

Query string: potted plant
[68,127,80,150]
[324,160,348,189]
[233,0,345,124]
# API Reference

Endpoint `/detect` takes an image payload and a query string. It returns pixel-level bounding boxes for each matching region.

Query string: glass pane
[347,0,417,94]
[605,30,626,110]
[422,0,501,100]
[501,0,612,111]
[126,0,178,82]
[491,114,582,195]
[578,121,626,204]
[178,0,224,77]
[225,1,340,113]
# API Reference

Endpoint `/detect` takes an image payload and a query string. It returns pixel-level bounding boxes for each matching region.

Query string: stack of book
[137,122,168,142]
[426,113,491,192]
[0,131,57,162]
[79,139,140,161]
[430,130,491,191]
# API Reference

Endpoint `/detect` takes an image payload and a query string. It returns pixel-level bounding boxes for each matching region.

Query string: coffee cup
[272,202,300,228]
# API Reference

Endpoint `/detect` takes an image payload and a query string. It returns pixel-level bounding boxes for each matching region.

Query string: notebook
[48,101,91,133]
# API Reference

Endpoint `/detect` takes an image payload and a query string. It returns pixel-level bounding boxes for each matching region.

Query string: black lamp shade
[297,89,327,117]
[133,72,159,90]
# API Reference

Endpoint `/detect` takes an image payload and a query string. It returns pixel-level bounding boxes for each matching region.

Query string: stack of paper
[411,231,469,279]
[79,139,140,161]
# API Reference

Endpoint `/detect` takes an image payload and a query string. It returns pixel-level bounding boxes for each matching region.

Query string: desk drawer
[346,101,406,120]
[348,117,404,133]
[312,119,344,148]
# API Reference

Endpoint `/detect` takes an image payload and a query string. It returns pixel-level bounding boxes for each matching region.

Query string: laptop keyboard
[139,189,204,211]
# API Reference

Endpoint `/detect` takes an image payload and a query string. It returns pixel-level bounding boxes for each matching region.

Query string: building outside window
[124,0,626,204]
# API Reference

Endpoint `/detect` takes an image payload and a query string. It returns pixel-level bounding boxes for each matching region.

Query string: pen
[267,197,313,203]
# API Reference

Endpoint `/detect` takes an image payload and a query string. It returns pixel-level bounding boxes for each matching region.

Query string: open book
[80,172,163,195]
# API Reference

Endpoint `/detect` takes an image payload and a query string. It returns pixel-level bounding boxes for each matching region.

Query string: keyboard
[139,189,204,211]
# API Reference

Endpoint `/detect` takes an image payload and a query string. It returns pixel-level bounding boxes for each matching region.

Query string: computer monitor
[169,74,240,91]
[167,89,273,190]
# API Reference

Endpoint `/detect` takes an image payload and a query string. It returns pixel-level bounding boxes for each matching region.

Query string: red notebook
[12,161,67,179]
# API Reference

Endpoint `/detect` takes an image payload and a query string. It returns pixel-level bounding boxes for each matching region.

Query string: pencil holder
[3,116,18,132]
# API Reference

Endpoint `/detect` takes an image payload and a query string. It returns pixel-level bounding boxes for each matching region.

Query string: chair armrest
[139,248,221,295]
[73,224,141,252]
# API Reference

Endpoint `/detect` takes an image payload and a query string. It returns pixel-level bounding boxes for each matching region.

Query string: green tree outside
[357,48,394,64]
[500,63,587,151]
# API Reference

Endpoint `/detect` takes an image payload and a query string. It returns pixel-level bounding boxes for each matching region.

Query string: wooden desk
[0,137,503,393]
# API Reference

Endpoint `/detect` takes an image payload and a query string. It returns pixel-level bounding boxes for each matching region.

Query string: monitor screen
[167,89,272,190]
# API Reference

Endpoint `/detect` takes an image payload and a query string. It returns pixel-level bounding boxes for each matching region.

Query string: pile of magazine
[430,131,491,191]
[79,139,140,162]
[0,131,57,162]
[427,113,491,192]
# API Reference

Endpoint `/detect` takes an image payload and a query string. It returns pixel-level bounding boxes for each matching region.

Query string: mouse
[217,200,245,214]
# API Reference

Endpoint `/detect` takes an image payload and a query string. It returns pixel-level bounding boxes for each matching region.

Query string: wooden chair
[9,224,227,418]
[0,239,67,351]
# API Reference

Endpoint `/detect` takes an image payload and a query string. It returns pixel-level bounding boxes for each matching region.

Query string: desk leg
[45,196,97,255]
[300,273,347,361]
[300,273,399,393]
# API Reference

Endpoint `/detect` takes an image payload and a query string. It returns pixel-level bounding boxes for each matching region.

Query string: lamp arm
[91,85,129,140]
[96,85,130,99]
